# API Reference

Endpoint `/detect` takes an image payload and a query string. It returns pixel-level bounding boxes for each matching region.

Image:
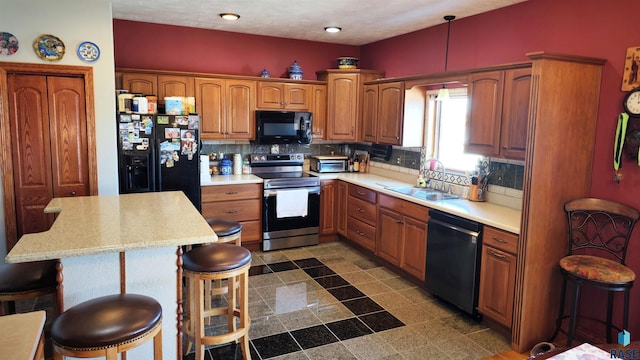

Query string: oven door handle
[264,187,321,197]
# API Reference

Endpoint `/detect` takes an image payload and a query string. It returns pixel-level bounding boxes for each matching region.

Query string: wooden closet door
[8,74,89,238]
[47,76,90,198]
[9,74,55,236]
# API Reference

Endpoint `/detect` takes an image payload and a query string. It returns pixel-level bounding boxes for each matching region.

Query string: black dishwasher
[425,209,483,319]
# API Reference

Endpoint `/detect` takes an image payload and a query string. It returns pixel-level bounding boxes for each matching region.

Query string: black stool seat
[51,294,162,349]
[183,243,251,273]
[0,260,57,293]
[206,218,242,237]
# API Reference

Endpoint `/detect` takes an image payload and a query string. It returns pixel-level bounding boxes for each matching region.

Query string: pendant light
[437,15,456,101]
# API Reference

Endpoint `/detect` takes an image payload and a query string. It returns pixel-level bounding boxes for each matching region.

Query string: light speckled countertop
[201,172,522,234]
[6,191,217,263]
[201,174,263,186]
[0,311,45,360]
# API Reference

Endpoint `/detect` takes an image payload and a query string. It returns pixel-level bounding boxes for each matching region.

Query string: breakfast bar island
[5,191,217,360]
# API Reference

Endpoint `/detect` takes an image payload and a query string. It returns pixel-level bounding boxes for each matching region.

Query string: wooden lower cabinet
[336,181,348,236]
[478,226,518,328]
[345,184,377,251]
[377,208,403,266]
[376,194,428,281]
[319,180,337,238]
[201,184,262,245]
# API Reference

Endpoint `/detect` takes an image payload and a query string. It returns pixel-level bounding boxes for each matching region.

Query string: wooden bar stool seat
[206,218,242,245]
[183,243,251,360]
[0,260,59,315]
[50,294,162,360]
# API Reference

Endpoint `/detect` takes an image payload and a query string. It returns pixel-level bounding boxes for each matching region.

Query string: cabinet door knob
[357,208,365,213]
[396,220,403,224]
[71,191,76,196]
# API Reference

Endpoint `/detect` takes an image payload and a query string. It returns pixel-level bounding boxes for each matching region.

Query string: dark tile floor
[185,241,512,359]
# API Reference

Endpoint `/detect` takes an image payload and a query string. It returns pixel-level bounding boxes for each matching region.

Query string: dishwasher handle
[428,217,481,239]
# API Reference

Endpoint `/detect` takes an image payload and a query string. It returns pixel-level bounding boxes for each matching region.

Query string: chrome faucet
[426,159,447,193]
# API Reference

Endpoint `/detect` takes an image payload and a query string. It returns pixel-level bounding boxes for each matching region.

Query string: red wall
[113,20,359,78]
[362,0,640,341]
[114,0,640,341]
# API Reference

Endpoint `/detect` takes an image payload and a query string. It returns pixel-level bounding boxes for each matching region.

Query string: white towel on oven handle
[276,189,308,218]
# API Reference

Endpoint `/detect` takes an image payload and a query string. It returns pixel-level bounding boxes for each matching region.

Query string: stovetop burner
[250,153,319,189]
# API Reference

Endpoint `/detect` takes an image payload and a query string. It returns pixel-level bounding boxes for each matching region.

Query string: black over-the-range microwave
[253,110,312,145]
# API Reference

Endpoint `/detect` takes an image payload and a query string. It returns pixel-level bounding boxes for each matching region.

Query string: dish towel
[276,189,308,218]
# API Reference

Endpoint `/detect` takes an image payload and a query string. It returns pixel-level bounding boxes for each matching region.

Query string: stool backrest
[564,198,640,265]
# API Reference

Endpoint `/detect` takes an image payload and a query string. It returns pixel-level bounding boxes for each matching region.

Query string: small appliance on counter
[310,155,348,173]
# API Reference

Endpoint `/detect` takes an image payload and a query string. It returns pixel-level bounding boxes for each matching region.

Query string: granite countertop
[201,171,521,234]
[313,172,522,234]
[0,311,45,360]
[6,191,216,263]
[201,174,263,186]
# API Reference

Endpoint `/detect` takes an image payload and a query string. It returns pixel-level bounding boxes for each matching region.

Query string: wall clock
[623,87,640,117]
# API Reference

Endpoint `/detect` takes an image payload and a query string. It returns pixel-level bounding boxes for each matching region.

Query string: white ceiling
[111,0,526,46]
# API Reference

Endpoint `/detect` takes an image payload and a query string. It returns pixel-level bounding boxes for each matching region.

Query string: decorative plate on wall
[0,32,19,55]
[77,41,100,63]
[33,34,65,61]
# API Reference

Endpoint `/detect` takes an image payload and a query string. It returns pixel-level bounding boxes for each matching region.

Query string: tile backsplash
[202,141,524,209]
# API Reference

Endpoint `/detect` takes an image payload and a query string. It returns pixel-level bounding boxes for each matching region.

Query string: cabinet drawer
[201,199,261,222]
[347,217,376,251]
[201,184,261,202]
[347,197,377,226]
[348,184,377,204]
[483,226,518,254]
[379,194,429,220]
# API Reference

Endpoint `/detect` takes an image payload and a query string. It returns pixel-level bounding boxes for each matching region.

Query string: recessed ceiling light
[219,13,240,21]
[324,27,342,33]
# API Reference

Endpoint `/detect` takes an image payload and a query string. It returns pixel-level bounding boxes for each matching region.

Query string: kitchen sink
[386,186,460,201]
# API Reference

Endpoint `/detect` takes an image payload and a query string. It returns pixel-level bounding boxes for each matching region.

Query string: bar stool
[202,218,243,317]
[206,218,242,246]
[50,294,162,360]
[183,243,251,360]
[551,198,640,346]
[0,260,59,315]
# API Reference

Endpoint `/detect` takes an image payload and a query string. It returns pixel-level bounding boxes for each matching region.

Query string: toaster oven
[309,155,348,173]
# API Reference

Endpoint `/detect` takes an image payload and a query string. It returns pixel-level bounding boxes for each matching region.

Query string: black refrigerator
[116,113,201,210]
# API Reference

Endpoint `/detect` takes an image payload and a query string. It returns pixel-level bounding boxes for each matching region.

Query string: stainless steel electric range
[250,153,320,251]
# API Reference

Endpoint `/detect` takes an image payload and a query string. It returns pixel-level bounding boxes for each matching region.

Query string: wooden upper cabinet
[120,73,194,106]
[196,78,255,140]
[465,70,505,156]
[121,73,157,96]
[500,68,531,160]
[465,67,531,159]
[311,85,327,139]
[157,75,194,102]
[257,82,311,110]
[377,82,404,145]
[226,80,256,139]
[326,73,359,140]
[195,77,225,139]
[317,70,384,141]
[361,84,378,143]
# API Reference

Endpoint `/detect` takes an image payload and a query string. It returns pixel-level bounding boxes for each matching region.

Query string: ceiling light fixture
[324,26,342,33]
[437,15,456,102]
[219,13,240,21]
